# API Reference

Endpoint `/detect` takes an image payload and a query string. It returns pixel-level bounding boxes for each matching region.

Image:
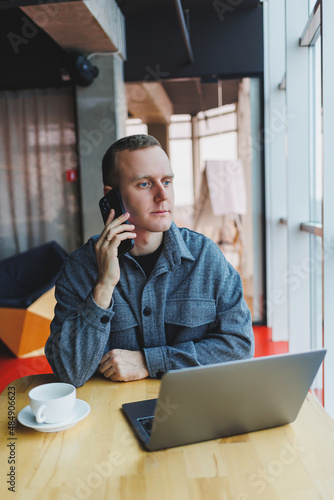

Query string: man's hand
[98,349,150,382]
[93,209,136,309]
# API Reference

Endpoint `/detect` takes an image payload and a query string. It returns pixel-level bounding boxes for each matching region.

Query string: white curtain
[0,87,81,260]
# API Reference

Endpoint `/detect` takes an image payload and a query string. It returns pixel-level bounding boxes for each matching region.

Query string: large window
[169,115,193,207]
[264,0,334,414]
[198,105,238,167]
[127,85,265,324]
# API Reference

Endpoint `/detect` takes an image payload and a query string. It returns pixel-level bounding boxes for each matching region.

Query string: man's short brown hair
[102,134,161,188]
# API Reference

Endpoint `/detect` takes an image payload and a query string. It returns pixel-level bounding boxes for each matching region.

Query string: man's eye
[139,182,149,188]
[163,179,172,186]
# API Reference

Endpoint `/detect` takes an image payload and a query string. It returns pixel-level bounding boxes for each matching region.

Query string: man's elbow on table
[44,342,90,388]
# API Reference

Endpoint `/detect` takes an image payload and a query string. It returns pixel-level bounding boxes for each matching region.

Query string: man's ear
[103,186,112,196]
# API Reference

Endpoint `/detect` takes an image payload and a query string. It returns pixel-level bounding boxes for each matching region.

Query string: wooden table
[1,374,334,500]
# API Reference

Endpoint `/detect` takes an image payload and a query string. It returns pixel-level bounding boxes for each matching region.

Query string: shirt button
[143,306,152,317]
[100,315,110,324]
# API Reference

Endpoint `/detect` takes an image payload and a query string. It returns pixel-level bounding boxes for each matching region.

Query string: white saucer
[18,399,90,432]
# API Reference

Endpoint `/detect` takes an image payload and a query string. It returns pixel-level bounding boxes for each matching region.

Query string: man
[45,134,254,387]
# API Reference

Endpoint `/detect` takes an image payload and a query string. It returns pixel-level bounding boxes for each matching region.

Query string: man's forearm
[143,329,254,378]
[93,282,115,309]
[45,292,113,387]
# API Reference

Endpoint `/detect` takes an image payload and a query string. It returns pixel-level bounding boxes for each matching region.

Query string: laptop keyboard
[138,416,154,436]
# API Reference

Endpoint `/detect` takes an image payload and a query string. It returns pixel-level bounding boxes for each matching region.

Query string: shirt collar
[122,221,195,274]
[150,222,194,275]
[165,222,195,262]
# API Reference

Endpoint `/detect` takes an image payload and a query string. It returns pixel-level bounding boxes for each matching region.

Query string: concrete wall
[76,54,126,241]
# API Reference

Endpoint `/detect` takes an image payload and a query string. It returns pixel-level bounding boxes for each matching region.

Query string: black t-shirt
[131,242,164,278]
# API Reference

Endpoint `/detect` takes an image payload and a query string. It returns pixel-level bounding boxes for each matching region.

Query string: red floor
[0,342,53,394]
[253,325,289,357]
[0,326,288,394]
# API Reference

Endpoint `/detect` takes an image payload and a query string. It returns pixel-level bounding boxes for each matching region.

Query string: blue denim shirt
[45,222,254,387]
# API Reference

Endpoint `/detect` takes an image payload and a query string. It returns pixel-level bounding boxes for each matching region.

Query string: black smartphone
[99,189,135,257]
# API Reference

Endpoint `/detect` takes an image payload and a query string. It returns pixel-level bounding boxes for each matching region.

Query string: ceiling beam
[126,82,173,124]
[16,0,125,56]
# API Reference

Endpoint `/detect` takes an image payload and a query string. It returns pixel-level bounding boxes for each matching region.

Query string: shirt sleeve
[45,260,114,387]
[142,249,254,378]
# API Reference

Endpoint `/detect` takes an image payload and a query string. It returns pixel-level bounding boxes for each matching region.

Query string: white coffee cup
[29,383,76,424]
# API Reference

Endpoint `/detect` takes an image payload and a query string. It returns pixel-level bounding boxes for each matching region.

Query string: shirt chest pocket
[165,298,216,344]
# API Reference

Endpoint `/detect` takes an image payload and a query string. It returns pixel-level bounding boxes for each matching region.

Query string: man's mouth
[151,210,170,215]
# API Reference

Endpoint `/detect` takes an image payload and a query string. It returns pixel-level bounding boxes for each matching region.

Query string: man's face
[116,146,175,235]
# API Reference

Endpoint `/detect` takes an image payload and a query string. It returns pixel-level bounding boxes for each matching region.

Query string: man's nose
[154,183,167,202]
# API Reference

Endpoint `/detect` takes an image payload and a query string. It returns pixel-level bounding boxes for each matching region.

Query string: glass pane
[171,114,191,122]
[169,120,192,140]
[198,112,237,138]
[125,119,148,136]
[199,132,238,167]
[169,138,194,207]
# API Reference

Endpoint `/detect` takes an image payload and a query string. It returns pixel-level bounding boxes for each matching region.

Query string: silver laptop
[122,349,326,451]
